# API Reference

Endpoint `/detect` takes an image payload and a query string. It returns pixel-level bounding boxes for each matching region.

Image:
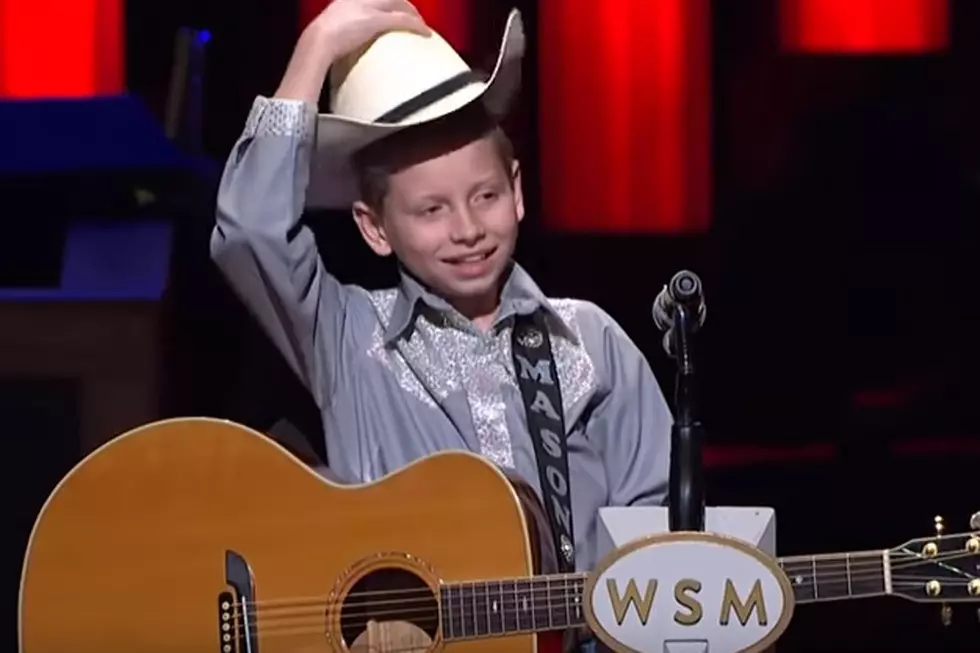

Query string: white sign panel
[585,532,795,653]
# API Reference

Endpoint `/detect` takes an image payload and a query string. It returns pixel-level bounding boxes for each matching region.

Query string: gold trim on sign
[583,531,796,653]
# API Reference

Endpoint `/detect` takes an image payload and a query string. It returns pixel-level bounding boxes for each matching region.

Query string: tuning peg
[970,512,979,530]
[941,603,952,627]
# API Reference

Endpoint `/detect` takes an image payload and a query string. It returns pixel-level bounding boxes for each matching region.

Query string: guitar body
[19,418,565,653]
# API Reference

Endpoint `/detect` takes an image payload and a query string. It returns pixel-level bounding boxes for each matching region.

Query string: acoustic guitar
[19,418,980,653]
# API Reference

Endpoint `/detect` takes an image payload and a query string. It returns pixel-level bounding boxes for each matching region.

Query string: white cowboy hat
[306,8,525,209]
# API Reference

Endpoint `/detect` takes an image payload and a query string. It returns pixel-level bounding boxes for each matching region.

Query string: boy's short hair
[351,104,515,212]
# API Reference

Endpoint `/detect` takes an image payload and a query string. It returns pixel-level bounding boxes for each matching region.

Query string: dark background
[4,0,980,650]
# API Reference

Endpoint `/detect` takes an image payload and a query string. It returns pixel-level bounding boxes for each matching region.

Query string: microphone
[652,270,706,355]
[657,270,708,532]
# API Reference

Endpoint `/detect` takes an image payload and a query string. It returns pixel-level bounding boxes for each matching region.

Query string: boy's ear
[512,159,525,223]
[352,201,393,256]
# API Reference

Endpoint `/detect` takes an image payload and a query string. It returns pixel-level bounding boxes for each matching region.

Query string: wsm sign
[584,532,795,653]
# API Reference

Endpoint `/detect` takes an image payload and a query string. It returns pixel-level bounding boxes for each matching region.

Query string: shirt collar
[383,262,578,345]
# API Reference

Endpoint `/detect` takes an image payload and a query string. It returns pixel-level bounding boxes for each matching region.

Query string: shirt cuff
[242,95,316,142]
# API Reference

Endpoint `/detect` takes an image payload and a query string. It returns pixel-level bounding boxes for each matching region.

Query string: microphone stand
[668,303,706,532]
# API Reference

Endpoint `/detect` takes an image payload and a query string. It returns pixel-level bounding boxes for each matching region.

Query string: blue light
[198,30,211,44]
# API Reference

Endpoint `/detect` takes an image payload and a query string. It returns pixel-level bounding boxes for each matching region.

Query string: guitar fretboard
[779,550,888,603]
[438,549,891,641]
[439,574,587,641]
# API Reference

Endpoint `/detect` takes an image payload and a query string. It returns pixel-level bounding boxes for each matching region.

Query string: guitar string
[253,565,968,618]
[229,548,975,611]
[253,571,976,619]
[213,552,976,632]
[243,549,957,607]
[214,551,977,632]
[248,574,977,624]
[223,577,979,639]
[45,551,971,642]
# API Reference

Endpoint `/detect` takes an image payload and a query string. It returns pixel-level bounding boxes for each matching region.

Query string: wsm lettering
[605,578,770,628]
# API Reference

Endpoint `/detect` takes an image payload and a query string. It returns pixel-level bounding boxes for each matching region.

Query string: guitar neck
[438,548,891,641]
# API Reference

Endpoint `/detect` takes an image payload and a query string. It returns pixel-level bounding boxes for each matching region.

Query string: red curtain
[537,0,712,234]
[780,0,949,54]
[0,0,123,98]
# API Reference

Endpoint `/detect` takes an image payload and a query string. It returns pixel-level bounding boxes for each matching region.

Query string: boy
[211,0,672,582]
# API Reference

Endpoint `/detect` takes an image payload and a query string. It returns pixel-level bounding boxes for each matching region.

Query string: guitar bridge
[217,550,259,653]
[218,591,236,653]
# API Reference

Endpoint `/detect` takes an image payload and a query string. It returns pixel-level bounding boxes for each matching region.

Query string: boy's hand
[275,0,429,104]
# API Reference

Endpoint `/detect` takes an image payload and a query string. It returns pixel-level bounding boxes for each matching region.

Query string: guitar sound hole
[339,567,439,647]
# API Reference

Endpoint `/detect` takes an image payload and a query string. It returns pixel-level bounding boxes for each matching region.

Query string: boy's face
[353,132,524,316]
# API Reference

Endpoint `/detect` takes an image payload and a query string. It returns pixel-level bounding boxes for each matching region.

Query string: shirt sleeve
[585,305,673,507]
[210,96,347,409]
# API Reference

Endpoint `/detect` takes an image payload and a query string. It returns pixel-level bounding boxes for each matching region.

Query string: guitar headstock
[889,513,980,625]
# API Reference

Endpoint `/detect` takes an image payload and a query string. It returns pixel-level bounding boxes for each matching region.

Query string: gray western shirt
[211,96,674,572]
